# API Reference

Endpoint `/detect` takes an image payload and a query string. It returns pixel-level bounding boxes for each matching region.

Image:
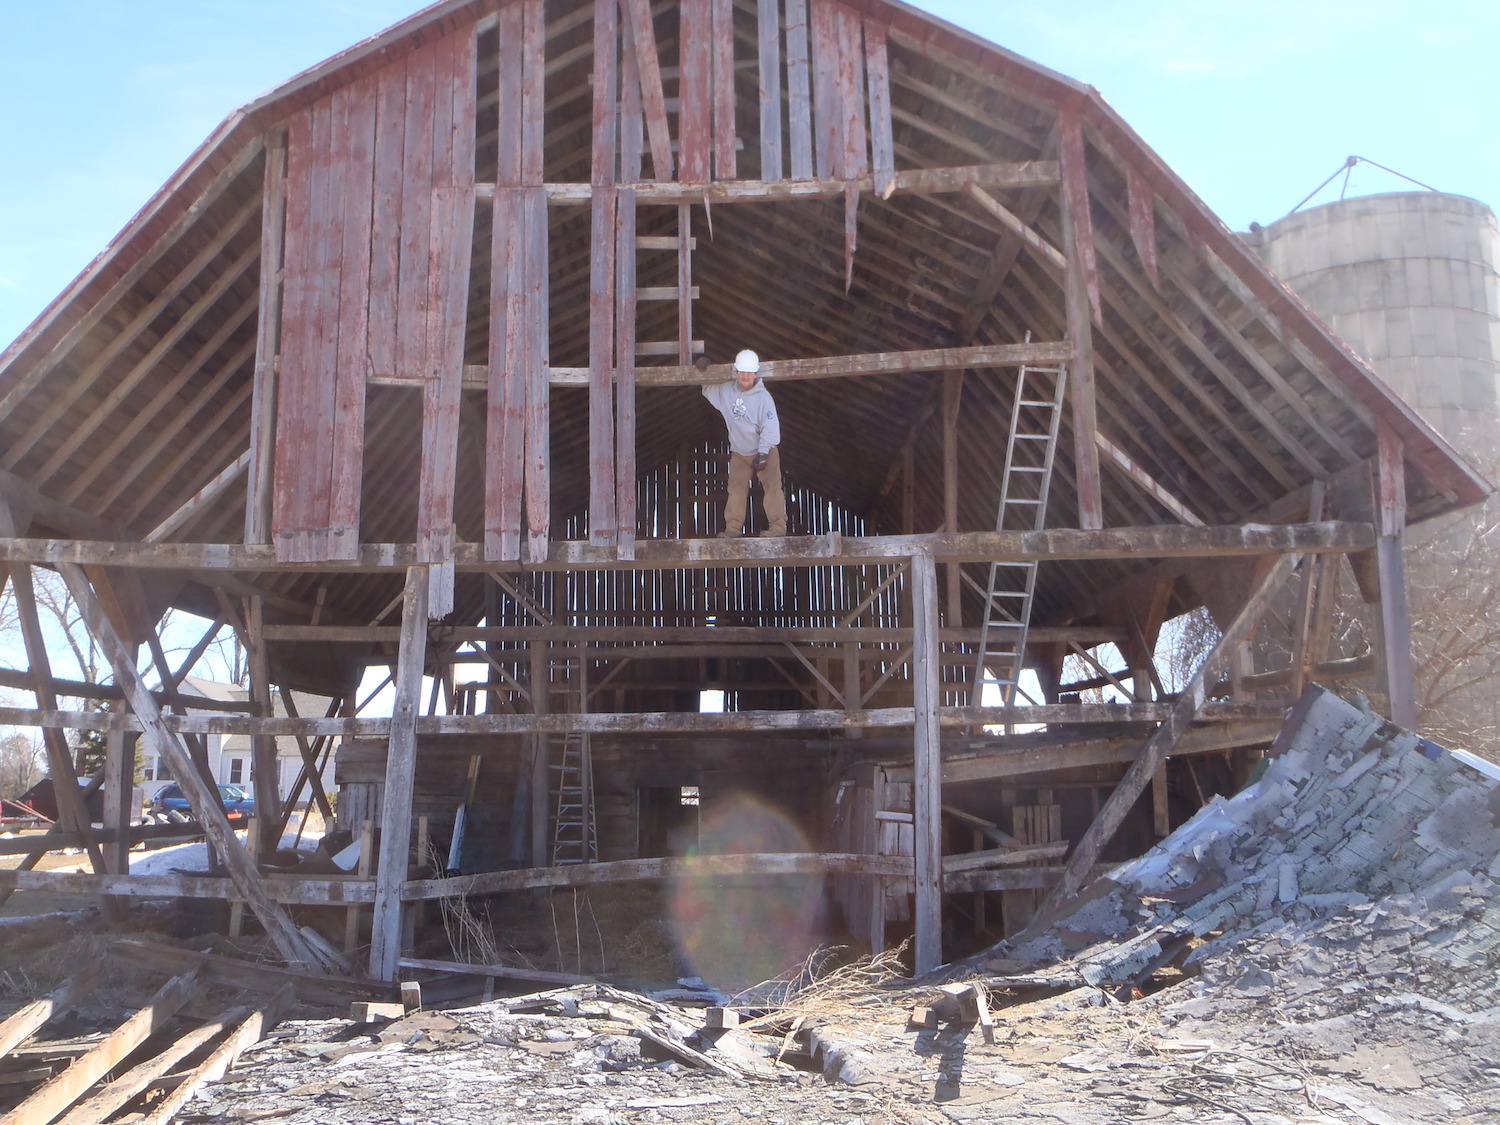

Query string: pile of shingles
[979,684,1500,1005]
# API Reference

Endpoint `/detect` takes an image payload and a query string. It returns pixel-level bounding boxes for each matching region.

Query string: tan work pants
[724,447,786,535]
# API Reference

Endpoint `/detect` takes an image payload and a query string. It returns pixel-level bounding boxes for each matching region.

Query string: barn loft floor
[2,686,1496,1122]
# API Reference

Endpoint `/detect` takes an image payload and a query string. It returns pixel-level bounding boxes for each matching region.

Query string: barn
[0,0,1486,980]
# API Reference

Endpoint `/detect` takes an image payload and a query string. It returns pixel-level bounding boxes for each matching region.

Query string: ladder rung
[1017,399,1054,407]
[637,236,697,250]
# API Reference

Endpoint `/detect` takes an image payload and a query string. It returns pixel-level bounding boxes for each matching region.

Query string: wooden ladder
[971,360,1068,711]
[550,733,597,865]
[634,209,702,363]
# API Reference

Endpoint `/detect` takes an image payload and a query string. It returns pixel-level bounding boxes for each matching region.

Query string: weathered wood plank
[588,4,620,547]
[0,700,1297,739]
[0,521,1376,572]
[620,0,674,181]
[367,51,409,387]
[1375,424,1415,727]
[487,185,527,562]
[615,187,638,557]
[0,965,104,1061]
[139,988,292,1125]
[678,0,712,183]
[472,161,1059,205]
[836,3,867,182]
[328,75,378,560]
[809,0,840,179]
[55,1003,252,1125]
[416,26,478,612]
[863,17,894,199]
[1060,105,1103,531]
[757,0,783,180]
[0,972,201,1125]
[523,182,551,564]
[55,563,322,968]
[589,184,619,546]
[910,552,942,975]
[711,0,737,179]
[369,567,428,982]
[784,0,813,180]
[245,131,286,547]
[1125,163,1159,289]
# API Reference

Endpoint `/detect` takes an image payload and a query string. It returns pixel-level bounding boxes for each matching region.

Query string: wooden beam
[54,562,322,968]
[1041,552,1300,911]
[473,161,1059,204]
[369,566,428,981]
[0,965,104,1061]
[1060,106,1102,530]
[758,0,784,180]
[620,0,674,181]
[0,504,109,895]
[402,851,915,899]
[0,971,201,1125]
[0,522,1375,576]
[1094,433,1203,526]
[423,341,1076,388]
[0,700,1292,739]
[54,1002,251,1125]
[1374,424,1416,727]
[964,184,1065,271]
[145,450,249,543]
[136,987,292,1125]
[910,552,942,974]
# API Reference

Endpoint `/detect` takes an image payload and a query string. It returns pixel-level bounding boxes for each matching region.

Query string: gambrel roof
[0,0,1486,689]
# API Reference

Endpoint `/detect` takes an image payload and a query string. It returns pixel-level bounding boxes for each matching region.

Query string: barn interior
[0,0,1488,985]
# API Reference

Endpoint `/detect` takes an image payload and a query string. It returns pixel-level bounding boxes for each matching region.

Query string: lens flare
[669,793,822,990]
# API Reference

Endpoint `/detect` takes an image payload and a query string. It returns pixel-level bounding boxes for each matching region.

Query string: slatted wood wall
[271,23,478,575]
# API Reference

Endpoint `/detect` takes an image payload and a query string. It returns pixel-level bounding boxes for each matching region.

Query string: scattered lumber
[113,940,391,1007]
[0,970,202,1125]
[397,956,596,987]
[0,964,104,1060]
[138,984,293,1125]
[350,1002,406,1023]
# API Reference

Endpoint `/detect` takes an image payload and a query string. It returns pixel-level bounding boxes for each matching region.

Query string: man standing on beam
[704,349,787,538]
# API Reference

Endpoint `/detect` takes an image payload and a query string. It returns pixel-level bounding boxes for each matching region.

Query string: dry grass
[732,941,925,1031]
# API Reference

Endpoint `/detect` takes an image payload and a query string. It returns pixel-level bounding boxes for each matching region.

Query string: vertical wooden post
[784,0,813,181]
[616,187,638,559]
[102,701,136,922]
[589,0,619,546]
[246,127,287,547]
[245,596,282,853]
[1059,105,1103,530]
[530,640,551,867]
[1374,425,1416,728]
[370,566,429,982]
[910,553,943,974]
[868,765,885,955]
[941,371,962,627]
[0,504,107,882]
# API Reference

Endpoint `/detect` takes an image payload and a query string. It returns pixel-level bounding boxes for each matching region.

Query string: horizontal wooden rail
[0,522,1376,573]
[472,161,1060,205]
[0,700,1291,737]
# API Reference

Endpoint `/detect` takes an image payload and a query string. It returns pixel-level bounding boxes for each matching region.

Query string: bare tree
[0,732,44,799]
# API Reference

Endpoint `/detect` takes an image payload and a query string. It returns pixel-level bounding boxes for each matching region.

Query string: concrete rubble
[40,686,1500,1123]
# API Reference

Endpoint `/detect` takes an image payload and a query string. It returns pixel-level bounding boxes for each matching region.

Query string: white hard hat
[734,349,760,373]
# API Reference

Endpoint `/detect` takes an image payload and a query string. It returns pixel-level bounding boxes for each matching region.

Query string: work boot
[717,527,743,538]
[758,525,787,537]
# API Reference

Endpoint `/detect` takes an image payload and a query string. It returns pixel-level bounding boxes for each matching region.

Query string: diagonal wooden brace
[1040,552,1301,912]
[55,561,325,970]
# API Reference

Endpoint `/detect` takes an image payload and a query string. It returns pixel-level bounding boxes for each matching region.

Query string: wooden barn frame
[0,0,1488,979]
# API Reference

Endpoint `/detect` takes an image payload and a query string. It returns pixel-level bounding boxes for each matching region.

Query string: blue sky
[0,0,1496,349]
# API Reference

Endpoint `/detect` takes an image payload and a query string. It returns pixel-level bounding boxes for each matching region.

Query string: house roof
[0,0,1486,692]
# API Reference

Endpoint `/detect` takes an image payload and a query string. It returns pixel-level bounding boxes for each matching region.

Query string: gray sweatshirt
[702,379,781,457]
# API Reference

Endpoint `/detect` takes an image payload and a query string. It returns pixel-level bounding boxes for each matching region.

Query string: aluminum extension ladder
[971,360,1068,709]
[551,732,597,865]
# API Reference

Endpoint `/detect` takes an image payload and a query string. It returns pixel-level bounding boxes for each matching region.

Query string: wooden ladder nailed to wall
[551,733,598,865]
[971,359,1069,712]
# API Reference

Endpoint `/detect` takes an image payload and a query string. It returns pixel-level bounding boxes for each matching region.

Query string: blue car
[152,783,256,819]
